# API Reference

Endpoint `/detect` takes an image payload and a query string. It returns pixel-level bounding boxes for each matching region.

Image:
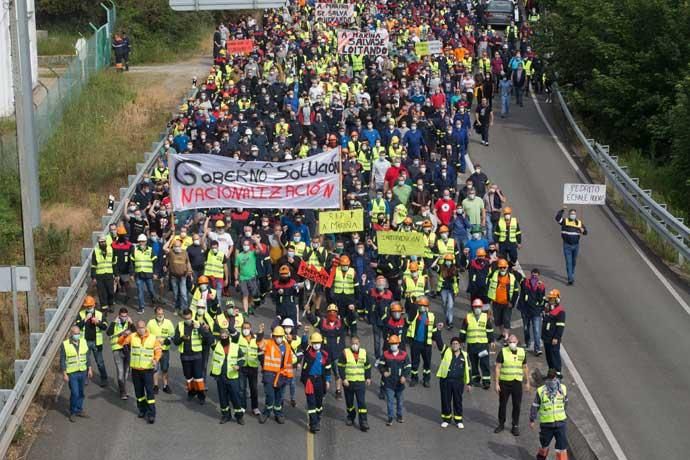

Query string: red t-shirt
[434,198,456,225]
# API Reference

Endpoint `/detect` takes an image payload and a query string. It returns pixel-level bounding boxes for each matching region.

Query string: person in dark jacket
[367,276,394,361]
[518,268,546,355]
[542,290,566,378]
[301,332,331,433]
[378,335,411,425]
[173,309,215,403]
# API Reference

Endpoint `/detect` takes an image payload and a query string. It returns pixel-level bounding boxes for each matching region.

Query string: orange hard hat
[339,255,351,266]
[83,295,96,308]
[409,261,419,271]
[476,248,487,257]
[197,275,209,284]
[497,259,509,269]
[388,334,401,345]
[403,217,413,225]
[439,225,449,233]
[547,289,561,300]
[443,253,454,261]
[471,298,484,308]
[422,220,432,229]
[327,303,338,312]
[390,302,403,313]
[417,296,430,307]
[116,225,127,236]
[503,206,513,215]
[279,265,291,276]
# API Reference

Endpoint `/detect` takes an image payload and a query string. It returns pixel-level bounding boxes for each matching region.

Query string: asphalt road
[29,95,690,460]
[467,95,690,460]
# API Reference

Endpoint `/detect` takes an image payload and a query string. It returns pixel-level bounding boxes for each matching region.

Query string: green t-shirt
[393,184,412,206]
[462,197,484,227]
[236,250,258,281]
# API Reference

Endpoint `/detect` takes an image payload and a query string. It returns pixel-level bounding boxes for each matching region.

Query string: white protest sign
[170,150,341,210]
[315,3,355,23]
[563,183,606,205]
[337,29,389,56]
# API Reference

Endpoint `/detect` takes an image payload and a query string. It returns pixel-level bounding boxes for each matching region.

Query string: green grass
[37,31,78,56]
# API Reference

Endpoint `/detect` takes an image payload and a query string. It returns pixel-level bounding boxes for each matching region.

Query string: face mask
[293,236,301,242]
[508,342,518,351]
[197,308,206,316]
[468,194,476,200]
[193,240,200,246]
[71,334,81,341]
[173,247,182,253]
[357,248,364,255]
[284,327,293,335]
[499,269,508,275]
[243,231,252,237]
[275,337,284,344]
[287,251,295,258]
[313,343,322,351]
[445,261,452,267]
[87,308,95,314]
[351,344,360,352]
[312,243,320,249]
[419,306,427,313]
[327,311,337,321]
[472,233,481,240]
[504,214,512,220]
[392,312,401,320]
[242,328,251,336]
[184,319,192,325]
[443,194,450,200]
[546,379,559,391]
[341,266,349,272]
[212,248,219,254]
[200,285,208,292]
[336,247,344,254]
[243,245,251,251]
[569,213,577,220]
[217,229,225,234]
[156,315,164,322]
[390,344,399,352]
[398,180,405,186]
[473,308,482,316]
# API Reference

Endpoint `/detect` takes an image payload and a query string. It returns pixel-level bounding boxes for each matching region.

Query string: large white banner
[315,3,355,23]
[563,183,606,205]
[337,29,389,56]
[170,150,341,210]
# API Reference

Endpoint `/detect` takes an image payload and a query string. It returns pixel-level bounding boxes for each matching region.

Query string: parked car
[484,0,519,26]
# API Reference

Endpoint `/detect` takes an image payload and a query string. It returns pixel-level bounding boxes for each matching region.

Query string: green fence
[0,1,116,169]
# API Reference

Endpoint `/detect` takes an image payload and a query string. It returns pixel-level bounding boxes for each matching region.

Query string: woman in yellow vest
[60,325,92,421]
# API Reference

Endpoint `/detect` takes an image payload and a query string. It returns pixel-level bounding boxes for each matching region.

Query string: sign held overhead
[563,183,606,205]
[170,0,286,11]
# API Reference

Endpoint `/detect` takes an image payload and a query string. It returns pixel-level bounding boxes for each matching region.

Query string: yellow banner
[318,209,364,234]
[376,231,426,256]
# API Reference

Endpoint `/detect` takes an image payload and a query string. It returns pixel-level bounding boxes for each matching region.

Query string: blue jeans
[68,371,86,415]
[515,86,524,106]
[211,277,224,307]
[170,275,188,310]
[372,326,384,361]
[263,381,286,417]
[521,313,543,352]
[385,387,404,419]
[501,94,510,115]
[136,277,156,310]
[563,243,579,283]
[87,341,107,380]
[440,289,455,325]
[486,218,494,243]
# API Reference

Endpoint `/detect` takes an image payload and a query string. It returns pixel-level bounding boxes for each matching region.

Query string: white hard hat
[245,128,252,136]
[137,234,148,242]
[281,318,295,327]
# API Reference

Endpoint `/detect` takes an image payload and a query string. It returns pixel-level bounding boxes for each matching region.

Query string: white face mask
[243,245,251,251]
[200,285,208,292]
[197,308,206,316]
[193,240,201,246]
[504,214,512,220]
[508,342,518,351]
[389,344,399,352]
[284,327,293,335]
[242,328,251,336]
[499,269,508,275]
[569,213,577,220]
[351,344,360,352]
[275,337,284,344]
[473,308,482,316]
[313,343,322,351]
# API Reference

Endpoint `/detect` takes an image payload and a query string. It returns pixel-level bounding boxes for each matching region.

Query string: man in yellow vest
[530,369,569,460]
[337,336,372,431]
[60,325,93,422]
[204,239,228,307]
[147,306,174,394]
[402,261,428,312]
[133,234,158,314]
[210,328,246,424]
[239,321,264,416]
[494,207,522,265]
[107,307,136,399]
[406,296,443,387]
[91,235,115,313]
[173,308,215,404]
[117,320,162,424]
[75,295,109,387]
[494,334,530,436]
[436,336,471,429]
[460,298,495,389]
[330,255,360,336]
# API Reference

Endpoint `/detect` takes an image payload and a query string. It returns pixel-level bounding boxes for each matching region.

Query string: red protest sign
[298,260,335,288]
[227,39,254,55]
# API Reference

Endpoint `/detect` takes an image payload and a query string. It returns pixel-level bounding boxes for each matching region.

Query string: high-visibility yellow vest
[204,250,225,278]
[333,268,356,295]
[191,287,217,306]
[133,246,155,274]
[499,346,525,381]
[342,348,368,381]
[63,339,88,374]
[351,54,365,72]
[370,198,387,216]
[289,336,302,364]
[93,247,113,275]
[152,167,169,182]
[305,247,325,269]
[406,311,435,345]
[436,347,470,380]
[147,318,174,351]
[110,320,129,350]
[177,322,202,353]
[523,60,533,77]
[358,150,371,172]
[424,233,437,259]
[130,334,157,370]
[496,217,520,243]
[487,272,517,302]
[213,313,243,336]
[239,335,261,368]
[538,384,568,423]
[210,341,240,379]
[437,238,456,257]
[403,275,427,298]
[78,310,104,346]
[465,312,489,344]
[293,241,306,258]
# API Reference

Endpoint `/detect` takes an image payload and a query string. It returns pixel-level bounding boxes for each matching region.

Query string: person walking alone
[555,207,587,285]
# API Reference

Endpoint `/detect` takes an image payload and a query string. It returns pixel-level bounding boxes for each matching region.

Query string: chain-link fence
[0,1,116,169]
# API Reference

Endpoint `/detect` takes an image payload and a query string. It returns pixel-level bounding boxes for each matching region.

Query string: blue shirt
[414,312,427,343]
[310,351,323,376]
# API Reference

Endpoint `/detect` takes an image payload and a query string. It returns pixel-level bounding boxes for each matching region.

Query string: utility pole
[9,0,41,334]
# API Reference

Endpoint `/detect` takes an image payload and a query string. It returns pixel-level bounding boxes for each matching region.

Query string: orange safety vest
[262,339,294,386]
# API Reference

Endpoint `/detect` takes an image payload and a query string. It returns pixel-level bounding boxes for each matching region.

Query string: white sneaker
[441,422,449,428]
[457,422,465,429]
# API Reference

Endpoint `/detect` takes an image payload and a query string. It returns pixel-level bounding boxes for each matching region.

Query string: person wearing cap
[91,235,116,314]
[494,334,530,436]
[494,206,522,265]
[488,259,520,342]
[460,298,495,389]
[518,269,546,355]
[301,331,331,433]
[378,335,411,425]
[203,238,229,308]
[406,296,443,388]
[75,296,109,387]
[210,328,246,424]
[258,325,294,424]
[133,233,158,314]
[436,336,471,429]
[204,215,234,258]
[530,369,569,460]
[173,308,214,404]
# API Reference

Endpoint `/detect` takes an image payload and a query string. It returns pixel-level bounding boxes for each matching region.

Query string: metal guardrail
[0,87,196,456]
[554,86,690,266]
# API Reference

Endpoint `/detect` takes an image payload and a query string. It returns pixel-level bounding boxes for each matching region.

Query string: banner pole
[339,146,344,210]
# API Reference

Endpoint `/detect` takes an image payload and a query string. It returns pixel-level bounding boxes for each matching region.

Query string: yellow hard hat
[273,326,286,337]
[310,332,323,344]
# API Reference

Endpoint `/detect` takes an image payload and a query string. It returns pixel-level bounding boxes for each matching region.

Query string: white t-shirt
[208,231,234,256]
